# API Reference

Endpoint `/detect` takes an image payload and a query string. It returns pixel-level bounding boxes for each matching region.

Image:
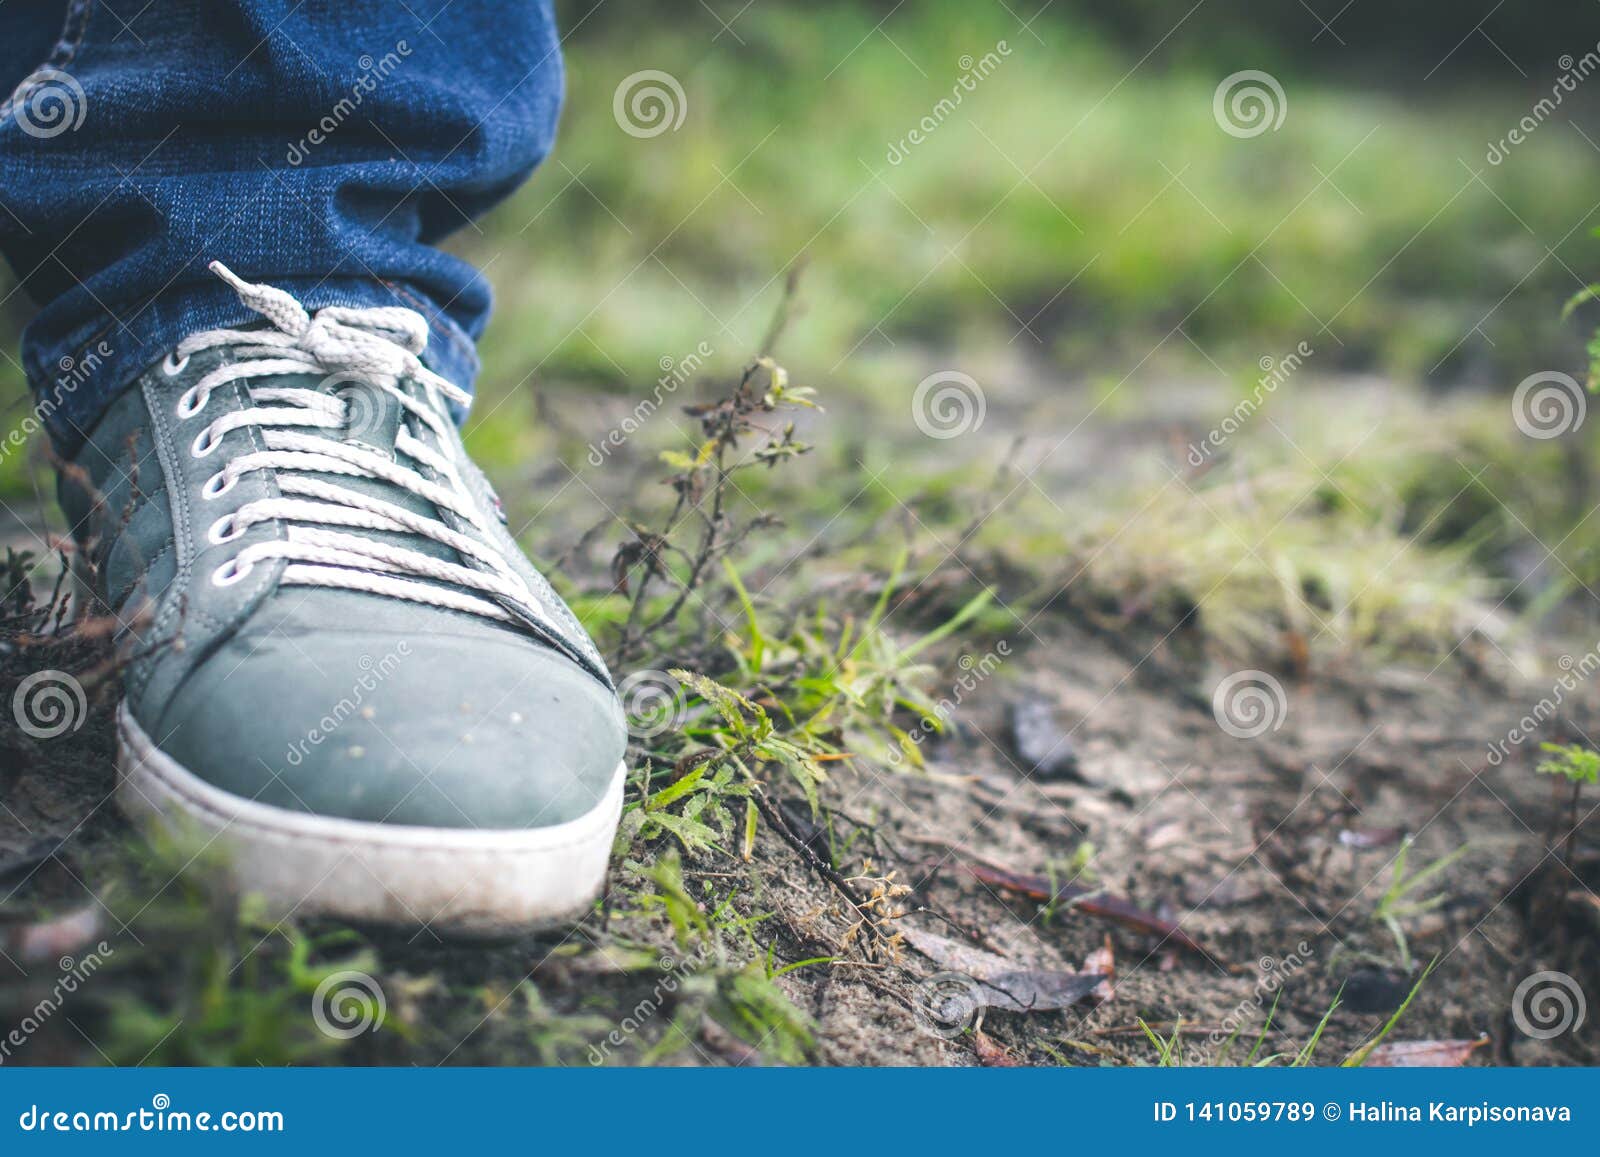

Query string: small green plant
[1143,966,1438,1069]
[1535,742,1597,867]
[625,854,816,1064]
[1563,284,1600,389]
[1291,987,1342,1066]
[1138,1017,1186,1067]
[1371,837,1468,973]
[1039,841,1097,926]
[1538,741,1600,785]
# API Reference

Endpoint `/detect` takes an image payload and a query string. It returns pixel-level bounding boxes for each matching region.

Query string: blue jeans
[0,0,563,453]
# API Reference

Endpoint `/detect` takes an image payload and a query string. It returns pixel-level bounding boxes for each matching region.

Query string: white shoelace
[174,261,563,639]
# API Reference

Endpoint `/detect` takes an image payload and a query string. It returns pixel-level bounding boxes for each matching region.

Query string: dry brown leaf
[1082,936,1115,1004]
[973,1030,1023,1066]
[1363,1035,1489,1067]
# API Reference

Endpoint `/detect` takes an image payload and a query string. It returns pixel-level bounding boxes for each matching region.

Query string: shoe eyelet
[175,386,206,419]
[190,425,222,459]
[162,351,191,377]
[208,515,245,545]
[211,558,253,588]
[201,470,236,500]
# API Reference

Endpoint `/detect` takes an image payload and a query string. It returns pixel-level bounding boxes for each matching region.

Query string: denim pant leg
[0,0,563,454]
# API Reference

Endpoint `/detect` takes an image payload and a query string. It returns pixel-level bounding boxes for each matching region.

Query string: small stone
[1008,699,1083,782]
[1341,966,1412,1013]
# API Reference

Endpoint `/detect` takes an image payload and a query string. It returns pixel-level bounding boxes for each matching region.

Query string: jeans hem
[33,276,482,456]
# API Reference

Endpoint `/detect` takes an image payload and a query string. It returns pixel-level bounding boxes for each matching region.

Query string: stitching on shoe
[111,538,175,612]
[136,368,285,707]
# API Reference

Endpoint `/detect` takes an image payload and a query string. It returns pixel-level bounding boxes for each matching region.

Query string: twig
[750,786,890,957]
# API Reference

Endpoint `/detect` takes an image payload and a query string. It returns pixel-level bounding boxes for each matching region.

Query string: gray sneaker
[60,263,627,935]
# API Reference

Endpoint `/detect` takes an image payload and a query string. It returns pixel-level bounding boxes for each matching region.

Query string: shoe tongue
[332,378,405,460]
[263,370,462,568]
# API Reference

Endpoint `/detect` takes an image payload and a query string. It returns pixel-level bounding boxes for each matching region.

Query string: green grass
[1372,839,1469,974]
[462,2,1600,412]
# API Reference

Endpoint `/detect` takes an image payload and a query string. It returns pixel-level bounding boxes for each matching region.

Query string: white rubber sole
[115,702,625,937]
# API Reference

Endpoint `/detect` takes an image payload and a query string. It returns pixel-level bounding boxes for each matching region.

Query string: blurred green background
[461,0,1600,397]
[5,0,1600,645]
[4,1,1599,480]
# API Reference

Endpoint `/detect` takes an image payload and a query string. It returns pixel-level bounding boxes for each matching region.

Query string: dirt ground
[1,373,1597,1067]
[799,613,1600,1066]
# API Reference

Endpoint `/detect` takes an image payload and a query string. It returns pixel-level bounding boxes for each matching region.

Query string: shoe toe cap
[150,627,627,829]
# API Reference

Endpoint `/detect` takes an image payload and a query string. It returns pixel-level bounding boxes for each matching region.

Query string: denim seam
[382,278,476,363]
[57,1,94,68]
[0,0,95,124]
